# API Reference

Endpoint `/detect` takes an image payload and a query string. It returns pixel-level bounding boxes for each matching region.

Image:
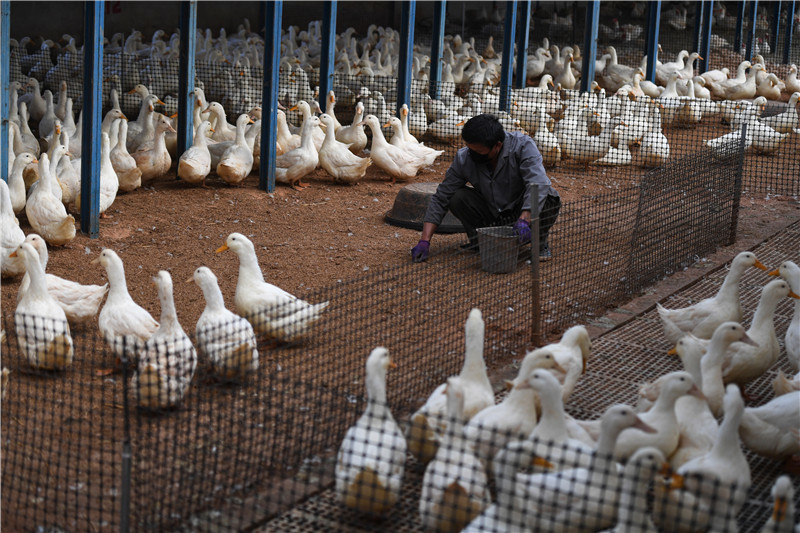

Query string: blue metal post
[579,0,600,93]
[396,1,416,115]
[396,0,417,117]
[644,1,662,82]
[499,1,517,111]
[693,1,703,53]
[177,0,196,157]
[734,0,746,53]
[428,0,446,100]
[699,0,713,73]
[318,1,337,113]
[0,0,9,183]
[771,1,781,52]
[259,0,282,192]
[785,1,796,64]
[514,0,531,89]
[746,0,759,60]
[80,1,103,238]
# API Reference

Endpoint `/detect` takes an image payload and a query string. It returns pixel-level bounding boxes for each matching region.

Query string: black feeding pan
[384,182,465,234]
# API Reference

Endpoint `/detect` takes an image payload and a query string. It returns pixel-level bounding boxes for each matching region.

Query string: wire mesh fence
[5,128,794,532]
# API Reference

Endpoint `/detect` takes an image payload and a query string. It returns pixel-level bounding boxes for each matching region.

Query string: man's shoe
[539,243,552,261]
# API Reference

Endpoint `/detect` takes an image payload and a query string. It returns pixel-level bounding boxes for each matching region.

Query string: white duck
[362,114,428,184]
[562,117,627,167]
[133,271,197,409]
[654,384,751,533]
[419,376,490,532]
[772,370,800,397]
[72,132,118,217]
[770,261,800,371]
[191,266,258,380]
[759,92,800,134]
[276,109,301,155]
[17,234,108,326]
[723,279,799,388]
[216,114,255,186]
[8,152,36,215]
[12,242,74,370]
[407,308,494,465]
[738,390,800,463]
[216,233,329,342]
[525,368,596,472]
[532,106,561,167]
[288,100,325,150]
[0,179,26,278]
[518,404,656,531]
[335,347,406,515]
[541,324,592,402]
[25,154,76,246]
[657,251,768,344]
[640,103,670,167]
[275,114,320,190]
[93,248,159,367]
[317,113,371,184]
[335,101,368,155]
[132,114,175,185]
[614,371,703,461]
[463,348,565,463]
[385,116,443,166]
[111,119,143,192]
[177,121,213,186]
[761,476,796,532]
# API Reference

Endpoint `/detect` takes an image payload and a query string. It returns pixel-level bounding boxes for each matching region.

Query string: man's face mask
[468,142,501,164]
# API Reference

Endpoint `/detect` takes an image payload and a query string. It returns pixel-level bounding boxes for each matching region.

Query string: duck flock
[6,14,800,226]
[337,254,800,531]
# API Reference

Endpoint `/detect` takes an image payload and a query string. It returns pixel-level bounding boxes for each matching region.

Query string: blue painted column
[499,0,517,111]
[746,0,759,60]
[771,1,781,52]
[318,1,337,113]
[579,0,600,93]
[734,0,746,53]
[396,1,416,115]
[515,0,531,89]
[428,0,446,100]
[785,1,795,64]
[693,1,703,53]
[80,0,103,238]
[644,1,662,83]
[0,0,9,183]
[259,0,282,192]
[699,0,713,73]
[177,0,197,157]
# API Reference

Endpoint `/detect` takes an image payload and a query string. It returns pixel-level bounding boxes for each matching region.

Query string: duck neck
[712,400,743,458]
[157,287,181,333]
[237,247,266,284]
[535,389,568,439]
[751,288,779,332]
[107,261,131,299]
[202,282,227,312]
[714,260,746,304]
[300,119,316,149]
[460,323,489,389]
[616,463,655,532]
[235,121,248,147]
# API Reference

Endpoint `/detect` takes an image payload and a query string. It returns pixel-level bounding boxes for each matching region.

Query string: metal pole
[580,0,600,93]
[0,0,9,183]
[530,183,542,345]
[499,0,517,111]
[693,1,703,53]
[734,0,746,53]
[259,0,282,192]
[396,1,416,115]
[428,0,446,100]
[699,0,713,73]
[771,1,781,52]
[785,1,796,64]
[515,0,532,89]
[746,0,759,60]
[80,0,104,238]
[177,0,197,157]
[318,1,337,113]
[644,1,662,83]
[729,121,746,246]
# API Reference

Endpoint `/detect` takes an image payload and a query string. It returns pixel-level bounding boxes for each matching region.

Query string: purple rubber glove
[411,240,430,262]
[513,219,532,245]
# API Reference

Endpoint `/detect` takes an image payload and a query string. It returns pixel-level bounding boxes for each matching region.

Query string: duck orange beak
[754,259,767,270]
[215,243,229,253]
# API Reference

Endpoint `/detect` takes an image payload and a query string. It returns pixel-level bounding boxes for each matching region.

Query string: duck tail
[136,363,163,408]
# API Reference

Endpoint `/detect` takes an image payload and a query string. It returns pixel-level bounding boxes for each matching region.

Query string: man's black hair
[461,113,506,148]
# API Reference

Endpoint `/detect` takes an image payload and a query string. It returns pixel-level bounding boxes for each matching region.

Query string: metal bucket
[477,226,519,274]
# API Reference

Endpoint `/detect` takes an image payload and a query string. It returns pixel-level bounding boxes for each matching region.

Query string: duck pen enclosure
[4,135,789,533]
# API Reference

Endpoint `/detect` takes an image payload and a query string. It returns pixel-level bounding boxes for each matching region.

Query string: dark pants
[448,187,561,249]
